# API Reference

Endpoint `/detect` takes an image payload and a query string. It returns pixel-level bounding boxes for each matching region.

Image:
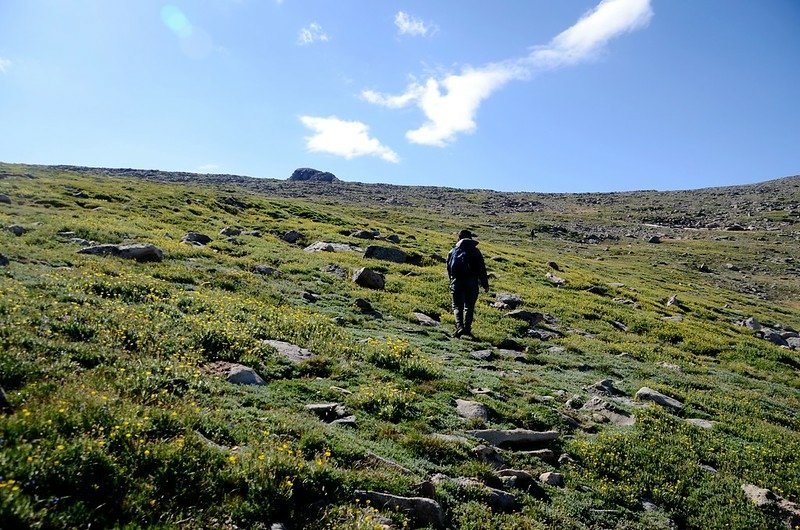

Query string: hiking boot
[453,328,465,338]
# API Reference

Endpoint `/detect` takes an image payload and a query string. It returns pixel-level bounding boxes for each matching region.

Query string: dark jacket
[447,238,489,289]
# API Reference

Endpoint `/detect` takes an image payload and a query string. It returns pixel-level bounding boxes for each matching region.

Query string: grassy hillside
[1,163,799,529]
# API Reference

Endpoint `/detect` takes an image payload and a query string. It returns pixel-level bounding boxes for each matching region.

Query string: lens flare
[161,5,192,39]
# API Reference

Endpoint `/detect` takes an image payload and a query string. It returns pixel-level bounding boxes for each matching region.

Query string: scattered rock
[787,337,800,350]
[545,272,566,285]
[226,365,266,385]
[455,399,489,421]
[350,229,379,239]
[263,340,313,363]
[353,490,444,528]
[305,402,349,423]
[466,429,559,449]
[741,483,800,529]
[610,320,628,332]
[743,317,761,331]
[322,263,347,278]
[219,226,241,237]
[472,444,505,468]
[452,477,518,512]
[686,418,715,429]
[518,448,555,461]
[353,267,385,290]
[331,416,357,428]
[725,263,740,271]
[558,453,576,465]
[698,263,713,273]
[497,338,524,351]
[431,433,471,444]
[762,330,789,347]
[666,295,678,306]
[386,234,401,244]
[647,236,661,244]
[726,223,746,231]
[470,349,494,361]
[78,243,164,262]
[657,362,683,372]
[584,379,626,397]
[496,293,524,309]
[364,245,407,263]
[527,329,562,341]
[506,310,544,325]
[581,397,636,426]
[363,451,414,475]
[547,261,560,270]
[0,254,8,267]
[413,312,440,326]
[635,387,683,410]
[282,230,304,244]
[253,265,277,276]
[6,224,26,236]
[181,232,212,245]
[302,292,320,303]
[539,472,565,487]
[0,193,11,204]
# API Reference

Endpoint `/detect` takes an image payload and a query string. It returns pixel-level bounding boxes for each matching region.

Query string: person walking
[447,229,489,338]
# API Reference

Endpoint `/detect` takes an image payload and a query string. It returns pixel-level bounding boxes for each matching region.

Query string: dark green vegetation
[1,162,799,529]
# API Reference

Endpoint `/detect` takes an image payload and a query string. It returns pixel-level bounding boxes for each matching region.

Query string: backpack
[448,246,472,279]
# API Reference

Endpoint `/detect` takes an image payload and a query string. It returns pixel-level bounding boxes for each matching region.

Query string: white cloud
[365,0,652,146]
[298,22,329,46]
[0,57,12,74]
[395,11,434,37]
[300,115,399,163]
[529,0,653,68]
[197,164,220,173]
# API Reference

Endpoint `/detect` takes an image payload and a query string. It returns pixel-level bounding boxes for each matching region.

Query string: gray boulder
[787,337,800,350]
[78,243,164,262]
[263,340,313,363]
[353,267,385,290]
[581,397,635,426]
[6,225,25,236]
[506,310,544,325]
[539,472,565,487]
[762,330,789,347]
[0,193,11,204]
[350,229,378,239]
[305,402,349,423]
[496,293,524,309]
[413,312,440,326]
[741,483,800,529]
[181,232,212,245]
[455,399,489,421]
[227,365,265,385]
[466,428,559,448]
[282,230,303,244]
[364,245,407,263]
[219,226,241,237]
[353,490,444,528]
[635,387,683,410]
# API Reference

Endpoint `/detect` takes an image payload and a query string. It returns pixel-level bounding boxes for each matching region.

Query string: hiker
[447,229,489,338]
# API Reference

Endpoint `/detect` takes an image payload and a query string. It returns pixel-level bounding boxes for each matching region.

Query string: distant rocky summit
[288,168,338,183]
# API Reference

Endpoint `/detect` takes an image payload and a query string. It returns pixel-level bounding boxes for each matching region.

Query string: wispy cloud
[394,11,435,37]
[300,116,399,163]
[298,22,329,46]
[0,57,12,74]
[366,0,653,146]
[196,164,220,173]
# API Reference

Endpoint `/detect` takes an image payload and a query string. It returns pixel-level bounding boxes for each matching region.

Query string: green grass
[0,163,798,529]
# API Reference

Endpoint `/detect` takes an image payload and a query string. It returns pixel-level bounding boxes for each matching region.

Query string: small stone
[666,295,678,306]
[743,317,761,331]
[181,232,211,245]
[547,261,560,270]
[302,292,320,302]
[219,226,241,236]
[353,267,385,290]
[635,387,683,410]
[496,292,524,309]
[227,365,265,385]
[506,309,544,325]
[657,362,683,372]
[558,453,576,465]
[386,234,401,243]
[0,193,11,204]
[413,312,440,326]
[6,224,26,236]
[0,254,8,267]
[546,272,566,285]
[698,263,712,273]
[364,245,407,263]
[282,230,303,243]
[472,444,505,468]
[456,399,489,421]
[263,340,313,363]
[353,490,444,528]
[647,236,661,244]
[253,265,277,275]
[686,418,715,429]
[539,472,564,487]
[470,349,494,361]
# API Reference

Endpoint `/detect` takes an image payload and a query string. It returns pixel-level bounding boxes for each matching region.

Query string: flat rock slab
[305,402,348,422]
[506,310,544,325]
[455,399,489,421]
[584,379,626,397]
[304,241,363,253]
[581,397,636,426]
[364,245,407,263]
[466,428,559,449]
[686,418,715,429]
[413,312,440,326]
[539,472,565,487]
[495,293,524,309]
[354,490,444,528]
[78,243,164,262]
[635,387,683,410]
[470,349,494,361]
[263,340,313,363]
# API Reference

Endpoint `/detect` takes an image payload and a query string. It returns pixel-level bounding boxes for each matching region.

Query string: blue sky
[1,1,798,192]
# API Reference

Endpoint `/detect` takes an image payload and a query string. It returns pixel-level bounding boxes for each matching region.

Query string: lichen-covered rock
[635,387,683,410]
[226,365,265,385]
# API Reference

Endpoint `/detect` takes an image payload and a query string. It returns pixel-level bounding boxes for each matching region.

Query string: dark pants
[450,277,480,333]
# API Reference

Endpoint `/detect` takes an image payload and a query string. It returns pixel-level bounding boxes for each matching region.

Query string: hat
[458,229,476,239]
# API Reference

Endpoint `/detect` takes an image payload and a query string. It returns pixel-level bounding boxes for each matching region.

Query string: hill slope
[1,163,799,529]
